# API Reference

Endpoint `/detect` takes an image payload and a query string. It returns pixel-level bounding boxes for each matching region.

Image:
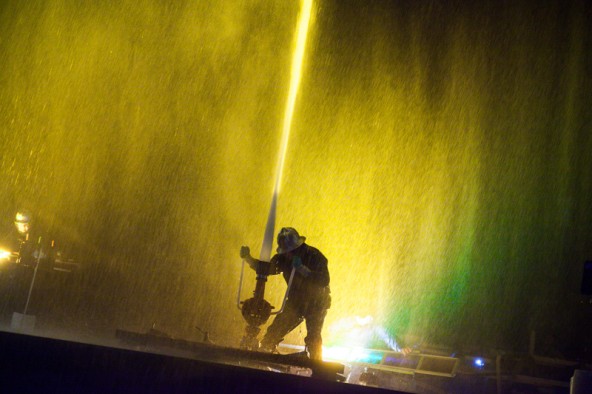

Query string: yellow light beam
[274,0,313,194]
[260,0,313,261]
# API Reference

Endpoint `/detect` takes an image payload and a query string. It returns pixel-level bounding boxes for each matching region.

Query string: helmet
[276,227,306,254]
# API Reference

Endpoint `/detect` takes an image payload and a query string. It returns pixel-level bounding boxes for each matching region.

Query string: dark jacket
[269,243,331,311]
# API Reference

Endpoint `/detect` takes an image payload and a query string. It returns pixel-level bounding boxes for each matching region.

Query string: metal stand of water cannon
[11,237,44,332]
[239,260,274,350]
[237,259,296,351]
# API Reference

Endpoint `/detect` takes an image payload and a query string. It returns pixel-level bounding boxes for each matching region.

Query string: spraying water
[0,0,590,357]
[258,0,313,262]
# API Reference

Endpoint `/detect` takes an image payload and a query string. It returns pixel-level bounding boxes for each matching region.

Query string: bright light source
[322,346,386,364]
[473,358,485,368]
[323,346,372,363]
[0,249,11,261]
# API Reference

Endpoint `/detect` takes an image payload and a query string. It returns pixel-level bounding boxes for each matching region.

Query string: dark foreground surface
[0,330,399,394]
[2,328,592,393]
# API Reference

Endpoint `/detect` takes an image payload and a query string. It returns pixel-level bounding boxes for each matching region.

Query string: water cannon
[236,256,295,350]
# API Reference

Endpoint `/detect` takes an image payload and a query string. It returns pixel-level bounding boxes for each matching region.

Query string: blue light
[473,358,485,368]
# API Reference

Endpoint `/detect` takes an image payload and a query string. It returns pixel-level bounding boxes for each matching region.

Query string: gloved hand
[240,246,251,259]
[292,256,311,277]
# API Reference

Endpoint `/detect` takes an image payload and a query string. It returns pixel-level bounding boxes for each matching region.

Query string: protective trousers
[260,301,327,360]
